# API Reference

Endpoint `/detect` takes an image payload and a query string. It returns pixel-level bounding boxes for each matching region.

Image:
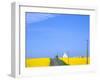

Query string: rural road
[50,58,67,66]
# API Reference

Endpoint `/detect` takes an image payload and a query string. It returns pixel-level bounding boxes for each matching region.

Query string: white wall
[0,0,100,80]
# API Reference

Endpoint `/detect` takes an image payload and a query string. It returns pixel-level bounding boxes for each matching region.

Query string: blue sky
[25,12,89,58]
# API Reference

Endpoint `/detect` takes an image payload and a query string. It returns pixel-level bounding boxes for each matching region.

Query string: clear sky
[25,12,89,58]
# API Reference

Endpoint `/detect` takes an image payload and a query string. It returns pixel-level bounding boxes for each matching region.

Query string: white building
[63,52,68,58]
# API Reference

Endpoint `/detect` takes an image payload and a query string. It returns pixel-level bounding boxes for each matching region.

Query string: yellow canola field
[26,58,50,67]
[26,57,90,67]
[60,57,90,65]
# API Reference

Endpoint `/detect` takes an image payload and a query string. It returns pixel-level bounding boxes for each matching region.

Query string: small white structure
[63,52,68,58]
